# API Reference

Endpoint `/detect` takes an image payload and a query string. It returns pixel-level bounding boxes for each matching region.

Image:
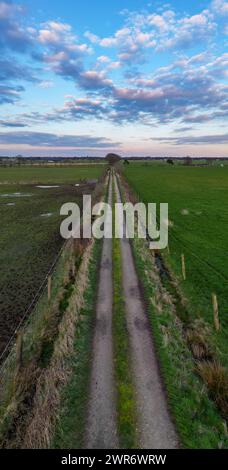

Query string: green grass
[52,239,102,449]
[131,235,228,449]
[38,279,75,369]
[0,166,104,184]
[123,165,228,367]
[112,182,137,449]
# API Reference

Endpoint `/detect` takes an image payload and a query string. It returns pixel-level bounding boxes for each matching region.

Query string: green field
[0,165,104,184]
[0,165,104,356]
[123,165,228,367]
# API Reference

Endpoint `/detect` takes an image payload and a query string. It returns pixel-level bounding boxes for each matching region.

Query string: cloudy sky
[0,0,227,157]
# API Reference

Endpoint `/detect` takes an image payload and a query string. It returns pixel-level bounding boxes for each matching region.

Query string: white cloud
[84,6,216,64]
[97,55,110,63]
[212,0,228,15]
[38,80,54,89]
[84,31,99,43]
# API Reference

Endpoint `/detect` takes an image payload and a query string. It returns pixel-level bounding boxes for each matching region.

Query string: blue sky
[0,0,227,157]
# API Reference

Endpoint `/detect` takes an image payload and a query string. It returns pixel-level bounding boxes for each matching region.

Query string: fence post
[181,254,186,280]
[212,293,220,331]
[48,275,52,301]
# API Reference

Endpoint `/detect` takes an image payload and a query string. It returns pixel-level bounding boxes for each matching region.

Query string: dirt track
[85,175,118,449]
[114,174,178,449]
[85,172,178,449]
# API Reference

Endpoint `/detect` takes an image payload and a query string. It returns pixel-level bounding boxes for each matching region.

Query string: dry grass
[0,281,67,448]
[21,240,94,449]
[197,361,228,418]
[186,320,214,361]
[21,176,108,448]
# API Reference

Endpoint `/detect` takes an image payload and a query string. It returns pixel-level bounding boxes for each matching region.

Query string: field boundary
[0,172,107,371]
[0,172,108,448]
[0,239,69,368]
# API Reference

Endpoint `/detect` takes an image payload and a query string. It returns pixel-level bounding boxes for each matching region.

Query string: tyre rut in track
[85,174,118,449]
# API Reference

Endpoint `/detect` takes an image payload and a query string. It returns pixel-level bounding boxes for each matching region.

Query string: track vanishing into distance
[85,171,178,449]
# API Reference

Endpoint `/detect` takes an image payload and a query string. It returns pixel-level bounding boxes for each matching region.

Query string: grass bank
[52,239,102,449]
[0,237,80,447]
[132,236,228,448]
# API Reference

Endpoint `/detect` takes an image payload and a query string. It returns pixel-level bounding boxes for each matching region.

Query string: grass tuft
[197,362,228,418]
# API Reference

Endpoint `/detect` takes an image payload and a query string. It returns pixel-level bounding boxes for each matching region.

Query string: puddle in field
[181,209,189,216]
[40,212,54,218]
[0,192,33,198]
[0,202,16,207]
[36,185,60,189]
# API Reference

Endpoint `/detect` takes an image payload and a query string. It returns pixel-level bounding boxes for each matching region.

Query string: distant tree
[105,153,122,166]
[15,155,24,166]
[184,156,193,166]
[167,158,174,165]
[124,159,130,165]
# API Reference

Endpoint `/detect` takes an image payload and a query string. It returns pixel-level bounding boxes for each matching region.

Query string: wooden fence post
[48,275,52,301]
[212,293,220,331]
[181,254,186,280]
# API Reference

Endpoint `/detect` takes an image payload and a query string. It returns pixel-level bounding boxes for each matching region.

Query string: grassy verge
[0,239,76,446]
[52,239,102,448]
[112,179,137,448]
[131,235,228,448]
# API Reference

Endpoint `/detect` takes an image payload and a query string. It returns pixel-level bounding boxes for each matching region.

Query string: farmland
[123,164,228,366]
[0,162,227,450]
[0,165,104,357]
[0,165,104,185]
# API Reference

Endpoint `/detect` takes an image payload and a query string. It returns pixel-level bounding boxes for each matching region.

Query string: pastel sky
[0,0,227,157]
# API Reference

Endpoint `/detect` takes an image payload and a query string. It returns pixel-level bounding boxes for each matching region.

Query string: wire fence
[120,171,228,332]
[0,171,108,376]
[0,237,71,373]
